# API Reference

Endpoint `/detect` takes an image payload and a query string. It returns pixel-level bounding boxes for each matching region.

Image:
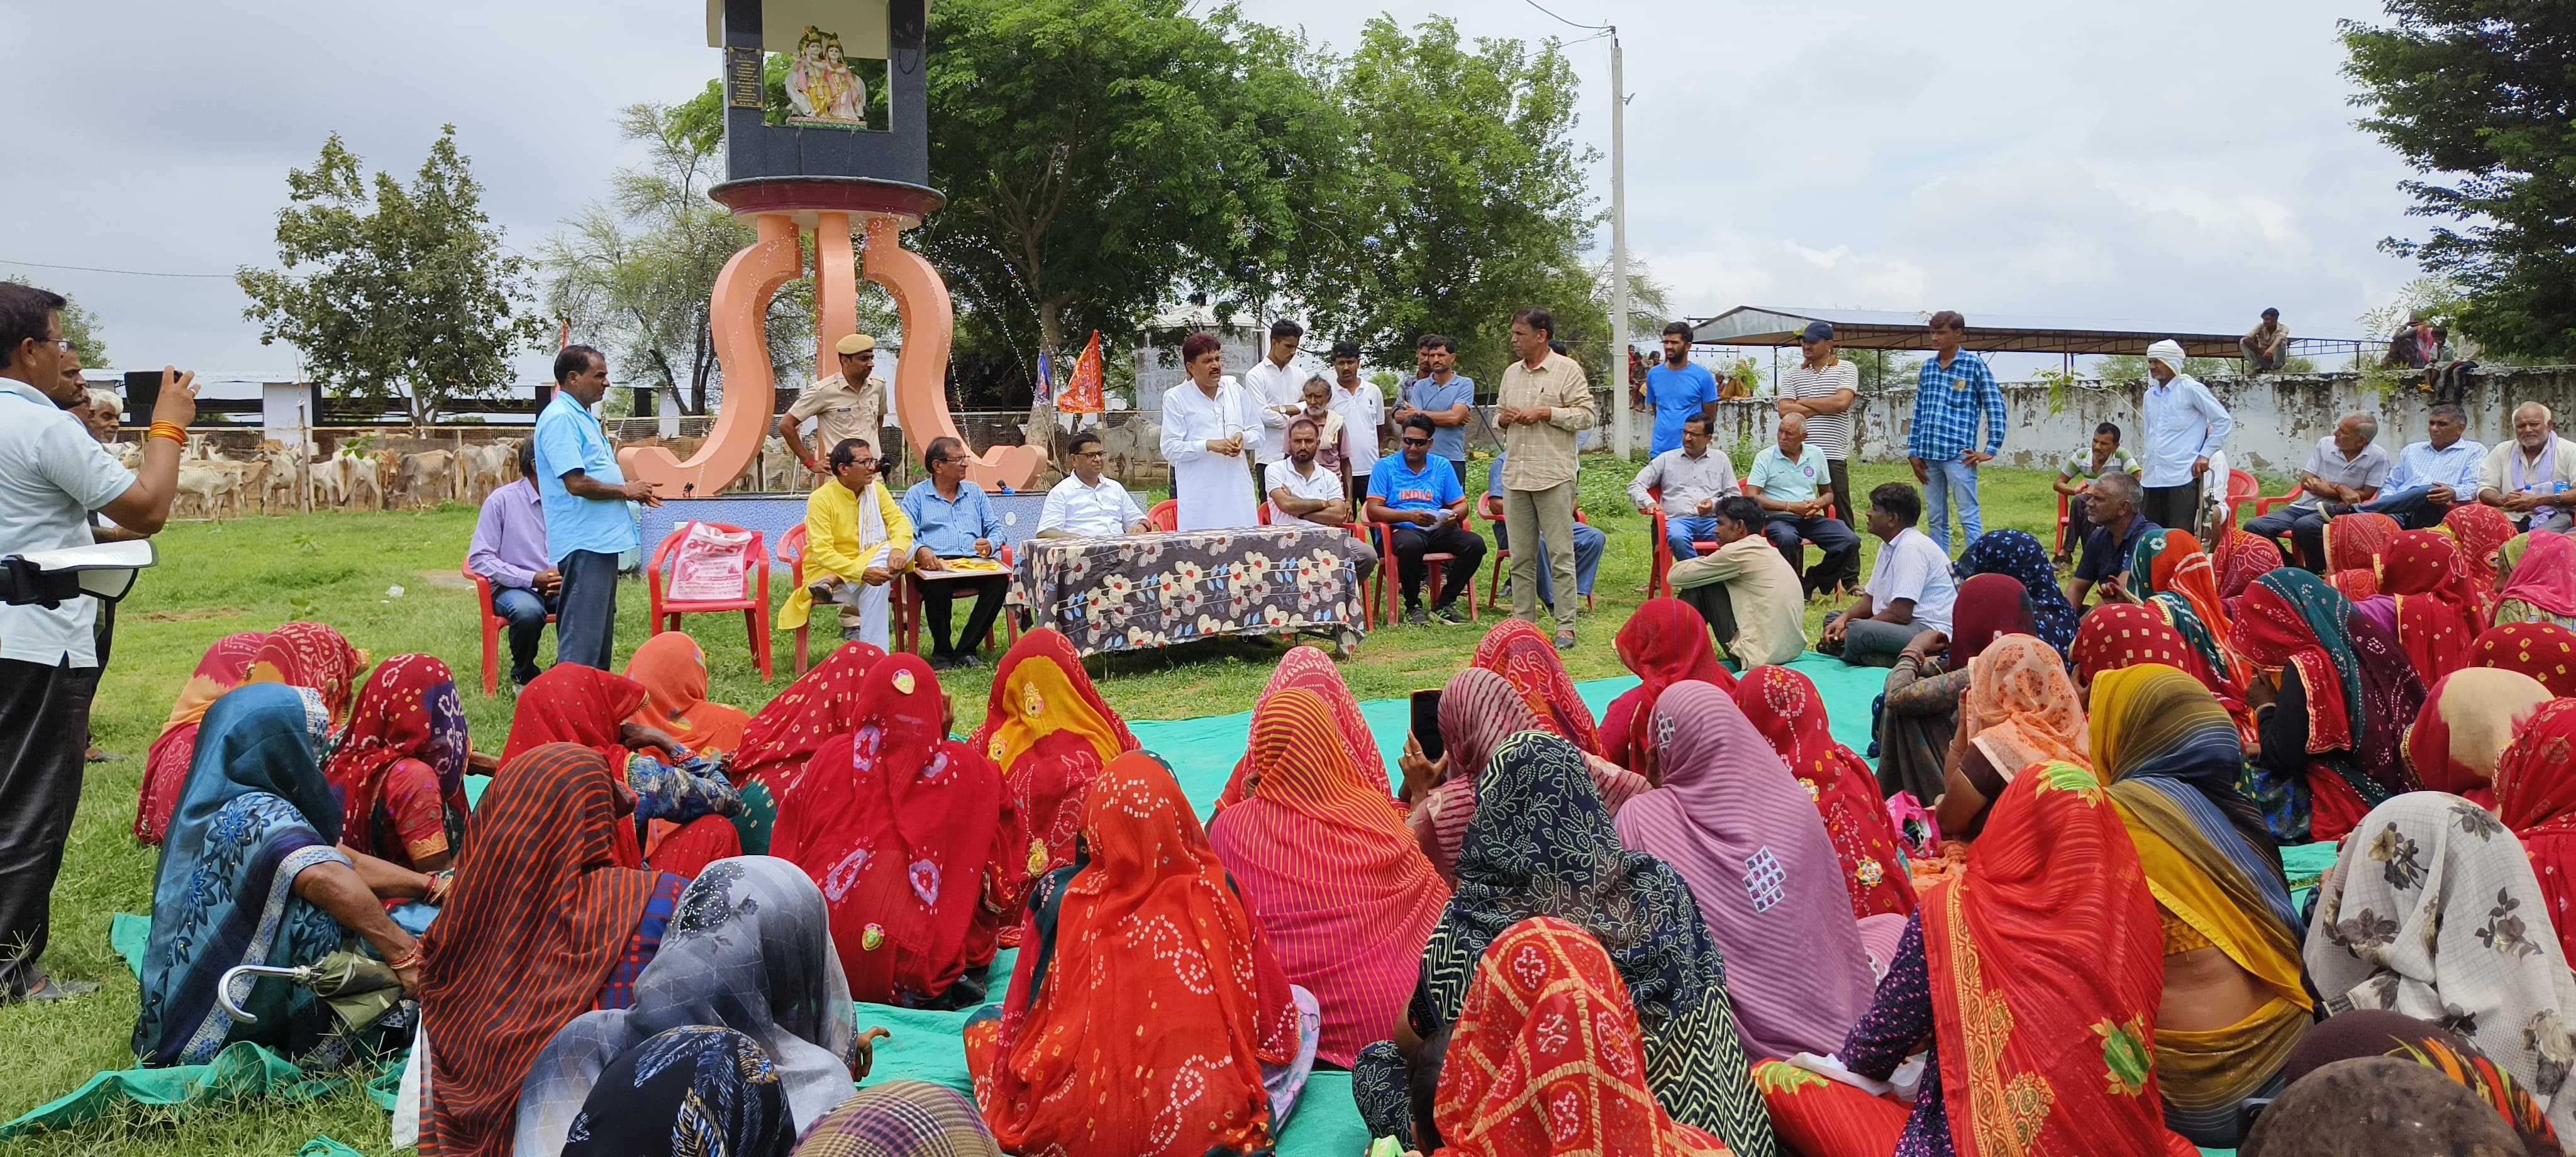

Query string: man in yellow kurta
[780,437,914,649]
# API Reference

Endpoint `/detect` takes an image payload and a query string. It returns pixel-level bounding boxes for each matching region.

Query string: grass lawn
[0,458,2067,1155]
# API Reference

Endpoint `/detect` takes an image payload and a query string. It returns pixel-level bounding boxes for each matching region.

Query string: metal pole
[1607,30,1633,460]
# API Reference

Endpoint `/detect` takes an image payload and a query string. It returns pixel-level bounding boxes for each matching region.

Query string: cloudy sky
[6,0,2423,384]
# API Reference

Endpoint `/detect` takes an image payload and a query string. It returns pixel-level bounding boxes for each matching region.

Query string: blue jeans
[2343,485,2448,531]
[1666,514,1721,561]
[489,585,562,680]
[1762,513,1863,596]
[1487,519,1606,604]
[1923,458,1983,552]
[554,549,622,670]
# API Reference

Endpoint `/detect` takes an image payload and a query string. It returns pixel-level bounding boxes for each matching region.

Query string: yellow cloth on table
[938,557,1009,575]
[778,479,914,631]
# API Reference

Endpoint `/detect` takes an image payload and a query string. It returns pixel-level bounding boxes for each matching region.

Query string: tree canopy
[2344,1,2576,358]
[237,127,546,425]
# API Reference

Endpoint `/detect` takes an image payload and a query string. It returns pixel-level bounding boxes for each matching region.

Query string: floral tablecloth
[1011,524,1374,656]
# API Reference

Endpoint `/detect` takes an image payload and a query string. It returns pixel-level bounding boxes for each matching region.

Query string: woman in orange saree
[620,632,752,756]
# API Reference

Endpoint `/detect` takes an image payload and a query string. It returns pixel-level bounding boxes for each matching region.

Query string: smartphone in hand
[1410,689,1444,763]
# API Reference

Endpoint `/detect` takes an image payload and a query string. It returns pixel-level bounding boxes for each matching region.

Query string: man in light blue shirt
[2137,340,2233,531]
[534,345,660,670]
[1633,321,1719,456]
[1392,333,1475,489]
[2331,402,2484,529]
[1745,414,1861,597]
[901,435,1008,667]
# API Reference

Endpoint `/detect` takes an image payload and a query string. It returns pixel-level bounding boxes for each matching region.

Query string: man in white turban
[2136,338,2233,532]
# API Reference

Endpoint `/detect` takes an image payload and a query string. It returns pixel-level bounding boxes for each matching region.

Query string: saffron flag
[1058,331,1105,414]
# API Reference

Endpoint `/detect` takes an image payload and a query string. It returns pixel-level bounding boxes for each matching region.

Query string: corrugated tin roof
[1689,305,2282,358]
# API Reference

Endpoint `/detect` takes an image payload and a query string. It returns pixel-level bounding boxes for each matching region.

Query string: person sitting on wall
[779,438,913,650]
[1036,429,1152,538]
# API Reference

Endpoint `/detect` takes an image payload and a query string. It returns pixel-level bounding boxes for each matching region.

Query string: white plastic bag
[667,521,753,601]
[391,1020,426,1149]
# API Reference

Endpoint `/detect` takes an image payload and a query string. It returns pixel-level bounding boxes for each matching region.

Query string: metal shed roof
[1688,306,2263,357]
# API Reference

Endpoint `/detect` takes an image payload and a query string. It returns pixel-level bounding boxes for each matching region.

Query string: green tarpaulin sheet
[22,653,2290,1156]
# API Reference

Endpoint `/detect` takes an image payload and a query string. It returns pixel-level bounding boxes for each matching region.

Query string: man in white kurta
[1160,372,1263,531]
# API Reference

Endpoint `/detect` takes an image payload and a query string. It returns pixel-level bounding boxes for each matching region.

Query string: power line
[1522,0,1612,33]
[1,258,236,280]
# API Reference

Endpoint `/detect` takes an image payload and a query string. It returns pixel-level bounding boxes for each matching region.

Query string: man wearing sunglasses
[1367,414,1484,624]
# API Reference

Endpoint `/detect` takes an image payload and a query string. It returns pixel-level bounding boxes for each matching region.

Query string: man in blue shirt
[1485,452,1604,607]
[2066,472,2157,609]
[1632,321,1718,455]
[901,435,1008,668]
[1392,333,1475,490]
[1368,414,1485,624]
[533,345,660,670]
[2328,402,2484,530]
[1906,310,2005,552]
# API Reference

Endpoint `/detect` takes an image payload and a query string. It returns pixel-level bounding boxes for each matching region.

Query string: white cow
[455,439,518,504]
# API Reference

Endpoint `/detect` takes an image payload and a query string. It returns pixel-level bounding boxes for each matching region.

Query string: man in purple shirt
[467,441,558,685]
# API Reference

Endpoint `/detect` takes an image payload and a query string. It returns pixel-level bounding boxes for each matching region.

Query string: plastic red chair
[1480,494,1593,611]
[1369,504,1477,624]
[2253,476,2303,517]
[1647,487,1718,599]
[776,524,812,677]
[1146,499,1177,531]
[646,521,774,682]
[462,563,555,696]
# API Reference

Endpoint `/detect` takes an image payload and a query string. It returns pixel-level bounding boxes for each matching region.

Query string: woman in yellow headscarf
[965,629,1138,881]
[2089,663,2309,1149]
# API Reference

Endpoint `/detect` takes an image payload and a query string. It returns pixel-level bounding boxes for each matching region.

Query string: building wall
[1648,367,2576,473]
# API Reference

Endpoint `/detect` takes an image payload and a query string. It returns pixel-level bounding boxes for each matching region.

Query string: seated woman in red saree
[2409,667,2554,809]
[965,751,1314,1157]
[967,629,1138,880]
[1753,761,2198,1157]
[1402,667,1647,882]
[1435,917,1732,1157]
[773,653,1030,1009]
[2233,569,2425,842]
[729,641,884,796]
[2473,620,2576,696]
[2382,529,2484,684]
[321,654,469,873]
[1600,597,1738,773]
[2491,699,2576,966]
[1735,664,1916,919]
[2494,531,2576,631]
[1472,618,1602,753]
[621,632,752,756]
[418,743,693,1157]
[1216,645,1392,810]
[136,631,268,843]
[1211,687,1448,1067]
[2321,511,2402,598]
[504,664,747,878]
[2212,504,2285,622]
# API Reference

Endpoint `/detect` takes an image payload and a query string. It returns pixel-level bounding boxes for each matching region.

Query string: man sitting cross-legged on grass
[1667,494,1808,668]
[1819,482,1957,668]
[1367,414,1484,626]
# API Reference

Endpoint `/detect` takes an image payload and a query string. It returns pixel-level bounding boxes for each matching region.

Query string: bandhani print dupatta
[1473,619,1602,753]
[1602,598,1738,770]
[1921,761,2194,1157]
[728,641,886,795]
[2475,621,2576,697]
[242,621,368,724]
[967,629,1138,880]
[2382,529,2482,684]
[321,653,469,863]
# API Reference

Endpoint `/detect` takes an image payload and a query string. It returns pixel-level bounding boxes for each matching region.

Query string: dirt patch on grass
[135,607,243,623]
[414,568,476,591]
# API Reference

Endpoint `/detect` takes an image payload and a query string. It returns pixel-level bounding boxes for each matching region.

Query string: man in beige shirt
[1668,494,1807,668]
[780,333,890,477]
[1497,307,1597,648]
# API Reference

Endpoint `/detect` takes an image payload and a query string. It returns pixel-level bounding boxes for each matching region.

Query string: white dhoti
[829,542,896,648]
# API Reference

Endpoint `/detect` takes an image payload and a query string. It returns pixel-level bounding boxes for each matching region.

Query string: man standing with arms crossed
[1498,307,1596,650]
[0,282,194,1000]
[535,345,660,670]
[1391,335,1474,490]
[1777,320,1861,589]
[1906,311,2004,553]
[779,333,889,480]
[1242,320,1310,502]
[2137,339,2233,533]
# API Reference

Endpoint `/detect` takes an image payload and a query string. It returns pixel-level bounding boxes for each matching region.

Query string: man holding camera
[0,282,192,1001]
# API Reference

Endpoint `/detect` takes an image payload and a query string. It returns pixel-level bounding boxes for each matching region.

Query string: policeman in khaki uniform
[780,333,890,477]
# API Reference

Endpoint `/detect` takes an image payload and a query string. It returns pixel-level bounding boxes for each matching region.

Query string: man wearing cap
[780,333,890,480]
[2138,338,2233,532]
[2241,308,2290,374]
[1777,319,1861,588]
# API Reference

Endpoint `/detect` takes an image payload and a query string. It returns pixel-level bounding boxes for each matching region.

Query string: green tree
[1321,16,1601,387]
[544,87,839,414]
[238,127,547,426]
[2090,353,2237,384]
[914,0,1348,375]
[2,278,104,367]
[2343,3,2576,358]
